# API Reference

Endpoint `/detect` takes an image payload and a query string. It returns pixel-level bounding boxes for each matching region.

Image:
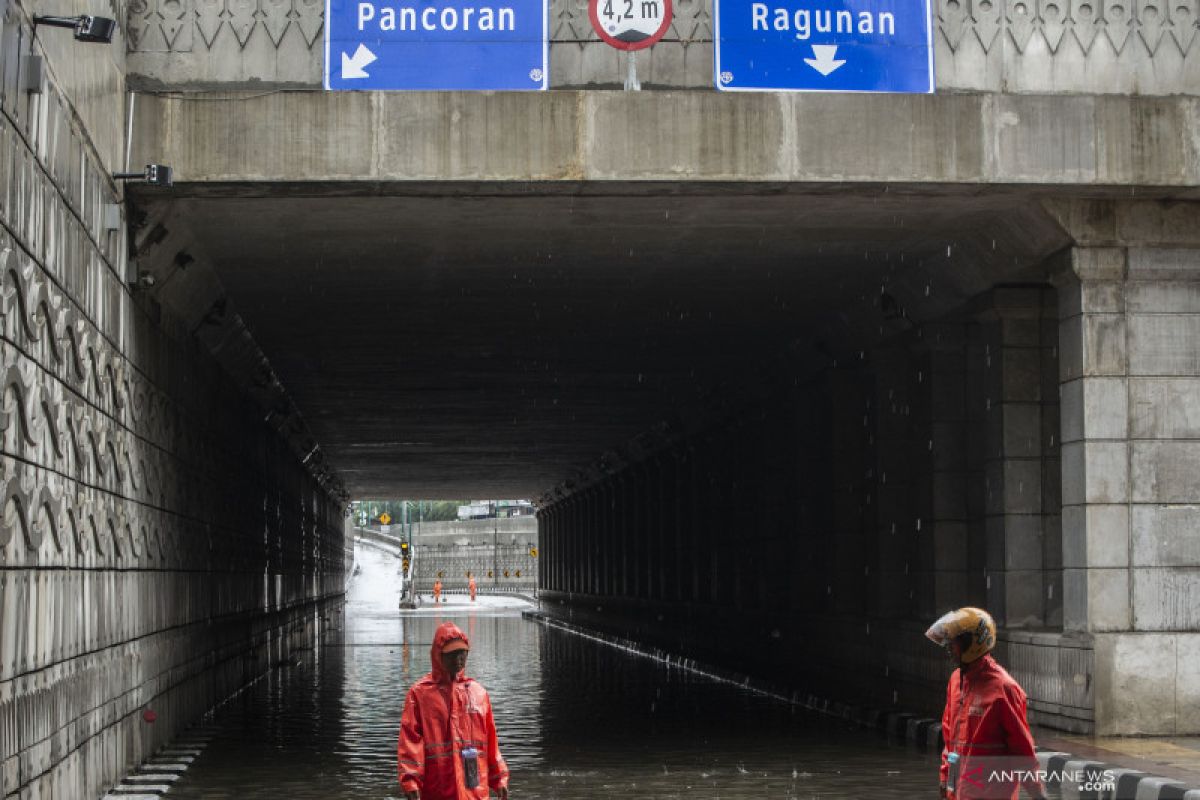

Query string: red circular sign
[589,0,673,51]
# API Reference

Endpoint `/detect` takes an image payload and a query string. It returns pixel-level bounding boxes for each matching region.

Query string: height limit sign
[589,0,672,50]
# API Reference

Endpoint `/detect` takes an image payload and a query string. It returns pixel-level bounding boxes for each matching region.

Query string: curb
[523,609,1200,800]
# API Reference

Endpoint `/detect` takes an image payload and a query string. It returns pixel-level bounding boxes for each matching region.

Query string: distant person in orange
[432,579,443,605]
[468,576,477,602]
[398,621,509,799]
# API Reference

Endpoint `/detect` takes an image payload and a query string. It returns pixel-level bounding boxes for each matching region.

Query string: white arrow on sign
[804,44,845,76]
[341,43,378,79]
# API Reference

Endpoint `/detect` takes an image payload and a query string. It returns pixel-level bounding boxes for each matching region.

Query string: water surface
[167,544,945,799]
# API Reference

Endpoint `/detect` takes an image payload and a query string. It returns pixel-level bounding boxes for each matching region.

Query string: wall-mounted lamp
[114,164,173,188]
[32,14,117,43]
[130,271,157,290]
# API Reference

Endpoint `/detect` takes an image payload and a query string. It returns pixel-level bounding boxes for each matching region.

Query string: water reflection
[167,545,943,799]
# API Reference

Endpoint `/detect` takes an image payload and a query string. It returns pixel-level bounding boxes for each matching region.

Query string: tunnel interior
[136,184,1068,493]
[126,181,1082,728]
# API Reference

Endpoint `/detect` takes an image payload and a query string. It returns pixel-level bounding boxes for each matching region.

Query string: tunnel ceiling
[135,184,1071,498]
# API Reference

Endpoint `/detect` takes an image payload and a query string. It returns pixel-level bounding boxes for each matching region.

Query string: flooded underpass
[163,543,950,799]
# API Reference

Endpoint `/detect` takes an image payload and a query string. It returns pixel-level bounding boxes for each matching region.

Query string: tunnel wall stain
[0,10,347,798]
[538,287,1099,733]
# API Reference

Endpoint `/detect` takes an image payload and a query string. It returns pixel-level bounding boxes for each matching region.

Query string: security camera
[73,15,116,42]
[114,164,174,188]
[145,164,173,187]
[33,14,117,44]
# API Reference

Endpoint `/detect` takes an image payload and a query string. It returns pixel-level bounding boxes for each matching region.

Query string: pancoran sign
[589,0,673,50]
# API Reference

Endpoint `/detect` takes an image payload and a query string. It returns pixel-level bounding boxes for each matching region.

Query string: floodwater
[164,543,945,799]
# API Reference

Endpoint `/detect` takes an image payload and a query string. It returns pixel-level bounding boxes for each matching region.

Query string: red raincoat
[398,622,509,799]
[940,654,1042,800]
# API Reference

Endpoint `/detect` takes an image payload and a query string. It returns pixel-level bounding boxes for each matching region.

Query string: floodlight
[33,14,116,43]
[114,164,174,188]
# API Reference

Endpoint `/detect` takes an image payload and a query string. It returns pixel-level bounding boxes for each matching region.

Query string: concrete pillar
[649,457,664,602]
[924,324,971,614]
[632,465,646,600]
[618,474,630,597]
[979,287,1058,628]
[1057,249,1131,635]
[601,483,614,597]
[667,451,683,603]
[874,341,921,619]
[1055,238,1200,734]
[537,510,546,590]
[828,368,873,617]
[683,450,699,604]
[696,439,717,605]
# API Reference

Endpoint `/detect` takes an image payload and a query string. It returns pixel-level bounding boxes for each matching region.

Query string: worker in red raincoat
[926,607,1046,800]
[398,621,510,800]
[468,576,477,602]
[432,579,443,605]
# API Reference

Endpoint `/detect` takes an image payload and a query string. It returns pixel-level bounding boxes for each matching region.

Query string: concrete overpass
[3,0,1200,795]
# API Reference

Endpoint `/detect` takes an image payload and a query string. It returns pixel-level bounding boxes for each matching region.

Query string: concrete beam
[132,91,1200,189]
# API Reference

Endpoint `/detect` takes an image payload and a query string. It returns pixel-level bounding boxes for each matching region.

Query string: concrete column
[631,465,646,600]
[583,489,595,595]
[1060,244,1200,734]
[979,287,1057,628]
[1058,249,1131,635]
[922,324,970,614]
[667,451,684,603]
[650,457,664,602]
[684,450,699,603]
[696,439,717,605]
[874,341,921,619]
[619,474,631,597]
[1056,242,1200,734]
[569,497,581,595]
[542,508,551,591]
[828,368,873,616]
[601,484,613,597]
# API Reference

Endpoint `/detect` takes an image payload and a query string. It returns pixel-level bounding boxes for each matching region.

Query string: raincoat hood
[431,621,470,682]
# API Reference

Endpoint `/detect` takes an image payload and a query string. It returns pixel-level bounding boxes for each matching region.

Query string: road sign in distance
[589,0,673,50]
[380,512,392,525]
[714,0,933,93]
[325,0,548,90]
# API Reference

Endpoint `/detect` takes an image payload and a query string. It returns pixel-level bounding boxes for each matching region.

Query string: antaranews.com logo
[950,756,1117,797]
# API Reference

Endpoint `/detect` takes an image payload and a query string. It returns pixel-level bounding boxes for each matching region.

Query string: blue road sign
[714,0,933,93]
[324,0,547,90]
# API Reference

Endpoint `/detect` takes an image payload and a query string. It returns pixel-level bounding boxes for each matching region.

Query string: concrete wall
[539,203,1200,736]
[124,0,1200,94]
[412,518,538,591]
[0,3,347,798]
[537,282,1101,734]
[413,516,538,546]
[1049,202,1200,735]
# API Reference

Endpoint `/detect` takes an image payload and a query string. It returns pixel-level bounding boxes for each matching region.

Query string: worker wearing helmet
[926,608,1045,800]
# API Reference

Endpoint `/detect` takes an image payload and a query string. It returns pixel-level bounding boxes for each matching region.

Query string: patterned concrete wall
[124,0,1200,92]
[0,4,347,798]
